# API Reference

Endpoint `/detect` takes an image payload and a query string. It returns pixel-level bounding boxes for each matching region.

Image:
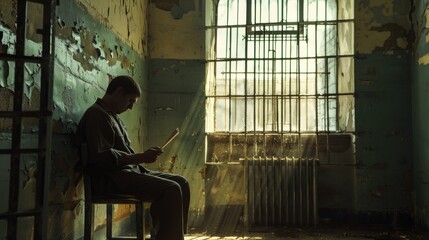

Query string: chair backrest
[80,143,94,204]
[80,143,142,203]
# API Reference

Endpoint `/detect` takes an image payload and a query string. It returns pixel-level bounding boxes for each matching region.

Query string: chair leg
[84,202,94,240]
[135,203,145,240]
[107,204,113,239]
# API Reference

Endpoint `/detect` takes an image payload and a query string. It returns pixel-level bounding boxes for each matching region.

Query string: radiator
[244,157,318,227]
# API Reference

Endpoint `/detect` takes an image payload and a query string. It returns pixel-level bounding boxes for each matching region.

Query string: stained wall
[354,0,413,224]
[147,0,207,228]
[0,0,149,238]
[146,0,417,230]
[1,0,429,238]
[413,0,429,228]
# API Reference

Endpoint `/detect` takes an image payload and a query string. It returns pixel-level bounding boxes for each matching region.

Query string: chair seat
[80,144,146,239]
[91,193,142,204]
[85,193,146,240]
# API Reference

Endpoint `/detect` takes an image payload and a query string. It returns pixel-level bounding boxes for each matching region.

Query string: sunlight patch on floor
[185,236,263,240]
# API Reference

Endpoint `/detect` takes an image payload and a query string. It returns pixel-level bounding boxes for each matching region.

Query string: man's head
[103,75,141,114]
[106,75,141,96]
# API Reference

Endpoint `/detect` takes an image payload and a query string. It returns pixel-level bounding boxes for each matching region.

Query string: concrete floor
[184,226,429,240]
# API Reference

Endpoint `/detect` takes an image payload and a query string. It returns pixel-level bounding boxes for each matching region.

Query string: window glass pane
[338,95,355,132]
[338,0,354,20]
[230,97,246,132]
[338,57,354,94]
[339,21,354,55]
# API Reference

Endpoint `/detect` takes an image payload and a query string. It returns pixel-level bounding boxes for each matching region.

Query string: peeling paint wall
[76,0,148,57]
[0,0,149,239]
[356,0,413,54]
[1,0,426,237]
[354,0,413,225]
[54,0,149,237]
[55,0,150,150]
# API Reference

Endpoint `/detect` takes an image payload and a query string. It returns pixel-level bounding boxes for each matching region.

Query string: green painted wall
[3,0,429,238]
[147,1,206,229]
[0,0,149,239]
[413,0,429,228]
[354,0,413,224]
[147,59,206,227]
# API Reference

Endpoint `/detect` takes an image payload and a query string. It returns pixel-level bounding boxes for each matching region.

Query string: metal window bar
[0,0,56,239]
[207,0,354,228]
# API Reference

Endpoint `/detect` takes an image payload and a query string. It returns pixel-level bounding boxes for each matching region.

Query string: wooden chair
[81,144,146,240]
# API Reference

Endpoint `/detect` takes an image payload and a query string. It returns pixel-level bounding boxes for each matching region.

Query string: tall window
[205,0,354,162]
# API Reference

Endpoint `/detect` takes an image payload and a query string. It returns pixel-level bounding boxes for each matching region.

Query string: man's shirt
[76,98,144,182]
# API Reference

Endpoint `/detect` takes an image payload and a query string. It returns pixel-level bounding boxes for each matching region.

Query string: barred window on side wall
[205,0,355,163]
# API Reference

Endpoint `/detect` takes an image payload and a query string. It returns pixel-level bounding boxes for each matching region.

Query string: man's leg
[110,172,185,240]
[146,171,190,234]
[152,183,184,240]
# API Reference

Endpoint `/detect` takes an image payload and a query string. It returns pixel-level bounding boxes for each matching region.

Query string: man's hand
[142,147,163,163]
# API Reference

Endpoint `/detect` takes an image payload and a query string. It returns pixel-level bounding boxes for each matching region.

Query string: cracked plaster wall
[0,0,149,238]
[76,0,148,57]
[356,0,413,54]
[2,0,428,237]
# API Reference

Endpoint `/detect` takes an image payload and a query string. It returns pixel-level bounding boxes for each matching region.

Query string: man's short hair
[106,75,142,96]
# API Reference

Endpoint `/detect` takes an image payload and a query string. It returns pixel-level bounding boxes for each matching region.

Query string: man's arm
[118,147,163,165]
[84,108,162,167]
[84,109,129,168]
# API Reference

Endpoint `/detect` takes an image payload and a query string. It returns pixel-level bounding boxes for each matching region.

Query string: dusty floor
[184,226,429,240]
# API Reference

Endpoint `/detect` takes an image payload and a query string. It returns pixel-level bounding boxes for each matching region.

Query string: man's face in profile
[116,93,139,114]
[112,87,139,114]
